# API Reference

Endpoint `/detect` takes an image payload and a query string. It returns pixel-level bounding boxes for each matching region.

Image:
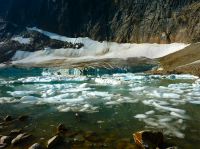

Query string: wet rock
[166,147,178,149]
[0,143,7,149]
[84,131,103,142]
[9,129,22,136]
[47,135,62,148]
[18,115,29,121]
[117,138,136,149]
[0,136,11,144]
[4,115,12,122]
[133,130,164,149]
[11,133,32,145]
[57,123,68,133]
[28,143,43,149]
[73,134,85,144]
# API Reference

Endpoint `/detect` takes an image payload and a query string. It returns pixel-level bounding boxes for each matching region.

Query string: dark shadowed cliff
[0,0,200,43]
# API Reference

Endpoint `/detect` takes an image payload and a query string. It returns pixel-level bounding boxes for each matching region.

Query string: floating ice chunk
[79,83,88,88]
[162,93,180,99]
[66,87,91,93]
[57,106,71,112]
[134,114,147,119]
[8,91,37,98]
[152,102,185,114]
[158,117,172,122]
[168,83,192,90]
[189,100,200,104]
[145,110,155,115]
[95,78,121,85]
[20,96,39,103]
[168,74,198,80]
[143,118,159,127]
[105,101,120,105]
[170,112,188,119]
[130,86,146,91]
[117,98,139,104]
[0,97,18,104]
[142,100,154,106]
[85,91,111,97]
[172,130,185,138]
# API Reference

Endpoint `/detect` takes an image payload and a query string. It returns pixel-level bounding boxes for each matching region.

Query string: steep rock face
[0,0,199,43]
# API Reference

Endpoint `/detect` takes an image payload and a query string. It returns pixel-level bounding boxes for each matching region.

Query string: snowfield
[10,27,189,66]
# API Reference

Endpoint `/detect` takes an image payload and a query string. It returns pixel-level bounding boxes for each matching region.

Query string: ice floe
[1,72,200,139]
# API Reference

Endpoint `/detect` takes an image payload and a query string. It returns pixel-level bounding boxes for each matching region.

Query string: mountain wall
[0,0,200,43]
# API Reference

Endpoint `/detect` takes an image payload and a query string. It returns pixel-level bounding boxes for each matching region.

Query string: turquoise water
[0,68,200,148]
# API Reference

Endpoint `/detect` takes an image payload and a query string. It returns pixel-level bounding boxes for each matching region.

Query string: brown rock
[133,130,163,149]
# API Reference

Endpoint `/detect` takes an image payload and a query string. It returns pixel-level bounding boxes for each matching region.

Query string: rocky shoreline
[0,114,178,149]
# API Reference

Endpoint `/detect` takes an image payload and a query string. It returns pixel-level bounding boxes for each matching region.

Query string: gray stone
[11,133,31,145]
[0,136,11,144]
[28,143,43,149]
[4,115,12,122]
[47,135,62,148]
[0,143,7,149]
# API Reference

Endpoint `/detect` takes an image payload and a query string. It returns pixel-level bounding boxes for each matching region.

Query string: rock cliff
[0,0,199,43]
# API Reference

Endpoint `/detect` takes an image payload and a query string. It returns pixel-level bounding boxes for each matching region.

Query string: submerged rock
[4,115,12,122]
[0,143,7,149]
[0,136,11,144]
[84,131,103,142]
[11,133,32,145]
[18,115,29,121]
[47,135,62,148]
[73,134,85,144]
[133,130,164,149]
[57,123,68,134]
[9,129,22,137]
[28,143,43,149]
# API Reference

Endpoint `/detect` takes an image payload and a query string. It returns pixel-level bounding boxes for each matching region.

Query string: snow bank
[12,36,31,44]
[10,27,189,66]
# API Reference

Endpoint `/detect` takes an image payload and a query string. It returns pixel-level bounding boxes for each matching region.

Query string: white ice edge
[10,27,190,65]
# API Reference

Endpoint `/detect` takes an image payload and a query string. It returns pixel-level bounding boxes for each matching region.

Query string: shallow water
[0,68,200,148]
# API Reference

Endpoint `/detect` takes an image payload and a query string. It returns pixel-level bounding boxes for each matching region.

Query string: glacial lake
[0,68,200,148]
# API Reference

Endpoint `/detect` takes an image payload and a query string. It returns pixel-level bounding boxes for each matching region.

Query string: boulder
[11,133,32,145]
[4,115,12,122]
[133,130,164,149]
[0,143,7,149]
[0,136,11,144]
[47,135,62,148]
[9,129,22,137]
